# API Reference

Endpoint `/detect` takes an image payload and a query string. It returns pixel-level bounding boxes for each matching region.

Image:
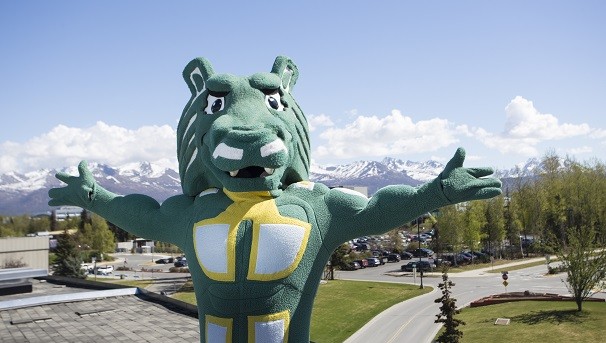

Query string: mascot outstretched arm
[49,56,501,343]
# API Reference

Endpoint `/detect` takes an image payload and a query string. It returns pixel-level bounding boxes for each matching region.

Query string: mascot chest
[192,196,312,282]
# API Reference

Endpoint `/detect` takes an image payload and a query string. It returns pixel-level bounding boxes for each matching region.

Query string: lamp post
[92,257,97,281]
[151,245,154,279]
[417,216,423,289]
[519,235,524,258]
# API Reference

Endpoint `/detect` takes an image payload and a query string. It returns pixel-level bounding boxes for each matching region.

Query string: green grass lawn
[446,301,606,343]
[486,259,556,274]
[310,280,431,342]
[171,279,430,343]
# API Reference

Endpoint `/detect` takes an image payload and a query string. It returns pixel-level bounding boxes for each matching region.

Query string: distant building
[51,206,83,221]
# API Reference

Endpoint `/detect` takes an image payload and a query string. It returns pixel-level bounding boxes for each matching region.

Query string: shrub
[169,267,190,273]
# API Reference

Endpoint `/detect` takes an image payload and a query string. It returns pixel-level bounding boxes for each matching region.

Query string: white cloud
[314,109,458,159]
[504,96,590,139]
[566,146,593,155]
[590,128,606,139]
[0,122,177,173]
[471,127,541,156]
[471,96,594,157]
[307,114,334,132]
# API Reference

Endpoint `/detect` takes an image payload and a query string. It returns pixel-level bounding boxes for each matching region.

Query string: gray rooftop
[0,278,201,343]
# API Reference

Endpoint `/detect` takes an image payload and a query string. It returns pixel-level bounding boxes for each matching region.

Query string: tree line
[434,151,606,258]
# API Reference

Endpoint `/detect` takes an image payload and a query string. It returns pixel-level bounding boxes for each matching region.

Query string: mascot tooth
[49,56,502,342]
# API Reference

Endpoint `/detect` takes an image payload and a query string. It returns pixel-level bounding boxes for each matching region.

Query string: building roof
[0,277,200,343]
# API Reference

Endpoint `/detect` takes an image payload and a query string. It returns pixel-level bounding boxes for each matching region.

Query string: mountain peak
[1,157,536,216]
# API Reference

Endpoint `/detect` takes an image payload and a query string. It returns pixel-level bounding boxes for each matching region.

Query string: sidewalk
[452,256,551,277]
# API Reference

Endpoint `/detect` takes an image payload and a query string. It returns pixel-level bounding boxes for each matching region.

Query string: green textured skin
[49,56,502,342]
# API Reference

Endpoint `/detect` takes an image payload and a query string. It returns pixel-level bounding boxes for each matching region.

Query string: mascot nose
[211,126,288,162]
[226,126,275,142]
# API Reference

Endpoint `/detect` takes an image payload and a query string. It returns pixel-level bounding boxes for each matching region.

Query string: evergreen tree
[330,243,352,273]
[108,221,136,242]
[53,227,86,279]
[434,268,465,343]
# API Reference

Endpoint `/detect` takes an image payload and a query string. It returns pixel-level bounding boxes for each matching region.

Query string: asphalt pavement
[339,256,601,343]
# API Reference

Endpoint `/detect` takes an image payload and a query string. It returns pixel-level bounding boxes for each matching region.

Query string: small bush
[3,257,27,268]
[169,267,190,273]
[547,264,567,274]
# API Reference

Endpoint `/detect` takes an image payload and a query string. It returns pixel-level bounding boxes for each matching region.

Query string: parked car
[387,253,401,262]
[459,251,474,262]
[401,260,436,272]
[442,253,471,265]
[80,264,93,274]
[366,257,382,267]
[412,248,435,258]
[410,236,426,243]
[353,242,371,251]
[174,259,188,267]
[155,257,174,264]
[353,259,369,268]
[400,251,414,260]
[96,265,114,275]
[464,250,490,263]
[346,261,361,270]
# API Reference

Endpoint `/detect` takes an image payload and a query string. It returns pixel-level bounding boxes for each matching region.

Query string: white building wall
[0,236,49,271]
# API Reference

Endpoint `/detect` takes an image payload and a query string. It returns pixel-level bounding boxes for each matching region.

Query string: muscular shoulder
[285,182,368,209]
[161,188,228,210]
[285,181,329,198]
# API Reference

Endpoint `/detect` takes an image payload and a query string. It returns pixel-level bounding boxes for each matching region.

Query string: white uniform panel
[195,224,230,273]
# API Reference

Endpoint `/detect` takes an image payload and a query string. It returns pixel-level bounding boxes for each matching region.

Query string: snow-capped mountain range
[0,158,539,216]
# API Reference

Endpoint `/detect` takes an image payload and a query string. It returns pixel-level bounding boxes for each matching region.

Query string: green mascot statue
[49,56,502,342]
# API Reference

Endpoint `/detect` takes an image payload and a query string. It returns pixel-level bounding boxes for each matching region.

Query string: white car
[96,265,114,275]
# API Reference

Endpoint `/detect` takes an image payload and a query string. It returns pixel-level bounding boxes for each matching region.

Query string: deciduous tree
[555,226,606,311]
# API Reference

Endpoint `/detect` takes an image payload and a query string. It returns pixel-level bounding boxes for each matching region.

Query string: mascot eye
[265,91,284,111]
[204,94,225,114]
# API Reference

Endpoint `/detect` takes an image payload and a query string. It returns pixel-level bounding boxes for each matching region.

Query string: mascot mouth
[227,166,275,178]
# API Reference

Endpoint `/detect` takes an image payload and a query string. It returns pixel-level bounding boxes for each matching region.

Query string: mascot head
[177,56,311,195]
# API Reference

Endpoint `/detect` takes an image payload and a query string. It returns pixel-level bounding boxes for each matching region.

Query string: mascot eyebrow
[49,56,502,343]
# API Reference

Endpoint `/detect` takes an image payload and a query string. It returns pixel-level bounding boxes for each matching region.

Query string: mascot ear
[271,56,299,94]
[183,57,215,97]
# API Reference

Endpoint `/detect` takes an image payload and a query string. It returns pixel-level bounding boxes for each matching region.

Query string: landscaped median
[435,300,606,343]
[470,291,605,307]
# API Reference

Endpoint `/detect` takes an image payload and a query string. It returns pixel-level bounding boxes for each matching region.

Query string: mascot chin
[49,56,501,343]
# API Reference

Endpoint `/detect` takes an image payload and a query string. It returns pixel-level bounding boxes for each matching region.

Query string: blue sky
[1,1,605,174]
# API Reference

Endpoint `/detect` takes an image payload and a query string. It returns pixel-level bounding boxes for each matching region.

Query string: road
[339,257,597,343]
[87,253,191,294]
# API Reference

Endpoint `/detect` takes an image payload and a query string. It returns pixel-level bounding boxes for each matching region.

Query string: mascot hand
[439,148,502,203]
[48,160,98,208]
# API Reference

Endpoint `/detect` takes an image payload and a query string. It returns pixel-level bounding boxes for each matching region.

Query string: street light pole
[418,216,423,289]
